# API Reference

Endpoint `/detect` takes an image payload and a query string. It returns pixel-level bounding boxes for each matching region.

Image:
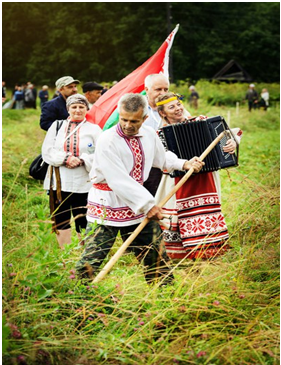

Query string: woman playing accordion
[155,92,243,260]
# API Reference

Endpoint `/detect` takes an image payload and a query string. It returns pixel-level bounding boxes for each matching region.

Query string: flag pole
[92,132,225,284]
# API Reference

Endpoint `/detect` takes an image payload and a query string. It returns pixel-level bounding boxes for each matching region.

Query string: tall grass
[2,95,280,364]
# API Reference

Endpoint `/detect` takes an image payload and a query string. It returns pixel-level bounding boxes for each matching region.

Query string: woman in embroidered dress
[154,92,243,260]
[42,94,102,249]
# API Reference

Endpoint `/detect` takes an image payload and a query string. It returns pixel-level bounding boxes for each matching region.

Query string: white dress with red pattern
[42,118,102,193]
[155,121,243,260]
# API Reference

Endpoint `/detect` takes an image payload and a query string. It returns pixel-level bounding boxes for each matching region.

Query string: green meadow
[2,85,280,365]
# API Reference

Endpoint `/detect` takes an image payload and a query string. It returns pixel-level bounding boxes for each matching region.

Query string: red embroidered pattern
[93,183,112,191]
[177,193,227,239]
[163,175,230,260]
[116,123,144,184]
[64,120,81,156]
[179,212,227,237]
[176,194,220,211]
[165,241,230,260]
[127,137,144,183]
[87,202,144,222]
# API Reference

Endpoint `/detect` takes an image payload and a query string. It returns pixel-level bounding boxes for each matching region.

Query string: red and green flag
[86,24,179,130]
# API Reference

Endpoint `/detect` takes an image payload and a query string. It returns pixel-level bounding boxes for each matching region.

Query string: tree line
[2,2,280,87]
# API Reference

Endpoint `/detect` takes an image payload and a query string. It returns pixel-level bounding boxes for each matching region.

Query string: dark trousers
[52,191,88,232]
[75,220,174,284]
[248,100,258,111]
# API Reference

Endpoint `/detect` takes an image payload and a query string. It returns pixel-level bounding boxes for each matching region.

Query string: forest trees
[2,2,280,86]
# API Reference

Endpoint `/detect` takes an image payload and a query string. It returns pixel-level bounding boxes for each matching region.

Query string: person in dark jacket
[39,85,49,108]
[189,85,199,110]
[24,83,37,109]
[245,83,258,112]
[40,76,79,131]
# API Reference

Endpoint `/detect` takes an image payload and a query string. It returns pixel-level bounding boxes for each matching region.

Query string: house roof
[212,59,253,82]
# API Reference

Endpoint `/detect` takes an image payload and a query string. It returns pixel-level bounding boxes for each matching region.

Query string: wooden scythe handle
[92,132,225,283]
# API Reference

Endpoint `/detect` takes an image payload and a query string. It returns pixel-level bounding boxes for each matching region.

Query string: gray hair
[117,93,148,117]
[66,93,89,110]
[144,74,170,89]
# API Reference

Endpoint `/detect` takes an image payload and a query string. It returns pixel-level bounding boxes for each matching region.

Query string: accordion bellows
[159,115,238,177]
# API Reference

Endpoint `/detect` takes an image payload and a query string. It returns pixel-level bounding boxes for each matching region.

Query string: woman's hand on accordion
[183,157,204,173]
[223,139,237,154]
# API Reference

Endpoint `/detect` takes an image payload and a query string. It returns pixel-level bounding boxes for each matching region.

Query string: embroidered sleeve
[63,153,72,165]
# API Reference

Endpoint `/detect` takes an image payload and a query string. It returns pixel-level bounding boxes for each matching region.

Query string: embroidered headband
[66,93,90,110]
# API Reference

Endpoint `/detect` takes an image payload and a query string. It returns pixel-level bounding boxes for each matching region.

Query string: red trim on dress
[163,172,229,260]
[93,183,112,191]
[87,201,144,223]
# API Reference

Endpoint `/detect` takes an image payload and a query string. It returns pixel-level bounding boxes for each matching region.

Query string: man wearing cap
[82,81,104,108]
[40,76,79,131]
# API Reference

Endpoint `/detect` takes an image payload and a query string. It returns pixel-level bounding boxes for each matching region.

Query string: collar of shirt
[148,105,161,121]
[116,123,144,139]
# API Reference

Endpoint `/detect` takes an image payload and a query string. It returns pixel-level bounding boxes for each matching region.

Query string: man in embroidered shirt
[40,76,80,131]
[75,93,203,284]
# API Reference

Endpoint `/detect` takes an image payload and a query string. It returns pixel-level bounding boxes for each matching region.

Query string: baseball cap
[82,81,104,92]
[55,76,80,90]
[249,83,255,88]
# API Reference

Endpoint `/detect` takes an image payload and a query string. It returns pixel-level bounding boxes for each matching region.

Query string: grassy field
[2,99,280,364]
[174,80,280,107]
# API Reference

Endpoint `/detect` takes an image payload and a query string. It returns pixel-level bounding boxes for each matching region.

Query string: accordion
[159,115,238,177]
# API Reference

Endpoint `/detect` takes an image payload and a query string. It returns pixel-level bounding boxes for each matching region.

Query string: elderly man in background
[75,93,203,284]
[143,74,169,131]
[189,85,199,109]
[143,74,191,196]
[245,83,258,112]
[82,81,104,108]
[40,76,79,131]
[39,85,49,109]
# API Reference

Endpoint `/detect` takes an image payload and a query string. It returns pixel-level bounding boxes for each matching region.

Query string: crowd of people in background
[2,81,38,109]
[2,80,271,112]
[2,79,112,111]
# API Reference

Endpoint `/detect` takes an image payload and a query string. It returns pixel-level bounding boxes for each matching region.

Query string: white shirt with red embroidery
[42,118,102,193]
[87,123,187,227]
